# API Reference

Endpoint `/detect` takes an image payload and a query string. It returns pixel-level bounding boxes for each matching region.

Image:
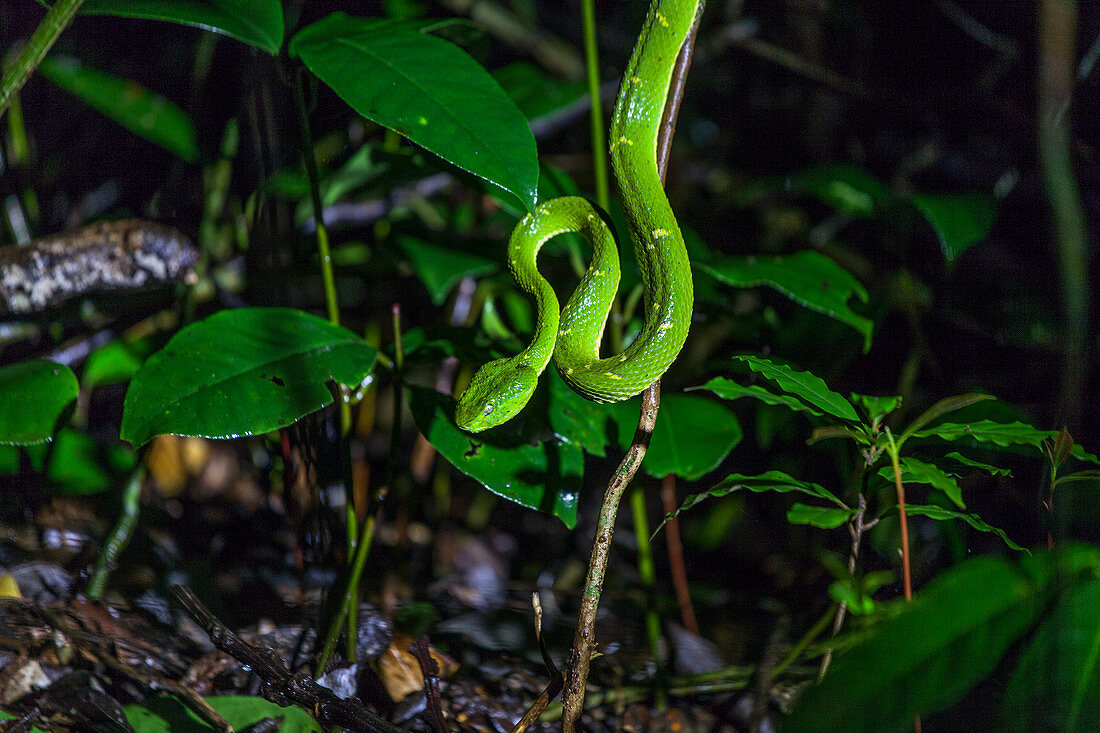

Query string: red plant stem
[661,474,698,634]
[891,463,912,601]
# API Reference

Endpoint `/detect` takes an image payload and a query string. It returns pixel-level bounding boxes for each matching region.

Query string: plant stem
[0,0,85,117]
[661,474,698,633]
[561,7,701,727]
[630,485,666,710]
[884,429,913,601]
[88,467,146,599]
[1038,0,1088,431]
[818,492,874,679]
[581,0,610,212]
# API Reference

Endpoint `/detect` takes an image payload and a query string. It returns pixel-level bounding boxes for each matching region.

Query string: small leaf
[785,552,1062,733]
[125,694,322,732]
[47,428,137,495]
[290,13,538,211]
[734,355,859,422]
[409,387,579,528]
[1002,578,1100,731]
[81,0,284,54]
[121,308,377,447]
[398,236,497,305]
[83,335,159,389]
[877,456,966,508]
[690,377,824,417]
[850,392,902,421]
[904,504,1026,552]
[943,451,1012,477]
[0,360,78,445]
[787,502,857,529]
[910,192,996,262]
[39,55,198,162]
[699,251,873,351]
[909,419,1054,450]
[898,393,995,444]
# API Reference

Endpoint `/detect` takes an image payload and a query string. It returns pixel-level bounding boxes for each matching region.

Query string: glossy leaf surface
[290,13,538,211]
[692,377,825,417]
[121,308,377,447]
[735,355,859,422]
[0,360,78,445]
[39,55,198,162]
[82,0,285,54]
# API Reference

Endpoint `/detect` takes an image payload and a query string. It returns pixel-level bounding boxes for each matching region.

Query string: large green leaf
[691,377,825,417]
[699,251,872,351]
[120,308,377,447]
[0,360,78,445]
[399,235,497,305]
[81,0,285,54]
[546,366,616,458]
[1002,578,1100,732]
[290,13,538,212]
[785,553,1060,733]
[608,394,741,481]
[910,193,996,262]
[409,387,580,528]
[38,55,198,162]
[910,419,1054,450]
[125,694,321,732]
[734,355,859,422]
[904,504,1025,552]
[878,456,965,508]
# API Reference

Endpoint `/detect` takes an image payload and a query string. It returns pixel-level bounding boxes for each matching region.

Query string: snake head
[455,361,540,433]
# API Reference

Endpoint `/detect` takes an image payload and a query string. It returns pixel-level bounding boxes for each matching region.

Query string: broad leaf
[39,55,198,162]
[850,392,901,421]
[410,387,580,528]
[125,694,321,732]
[493,62,587,124]
[690,377,824,417]
[909,419,1054,450]
[121,308,377,447]
[878,456,965,508]
[699,251,873,351]
[546,367,615,458]
[785,552,1061,733]
[787,502,857,529]
[905,504,1025,552]
[0,360,78,445]
[910,193,996,262]
[734,355,859,422]
[83,334,159,389]
[942,451,1012,477]
[399,236,497,305]
[1002,578,1100,732]
[609,394,742,480]
[82,0,284,53]
[290,13,538,211]
[898,393,994,444]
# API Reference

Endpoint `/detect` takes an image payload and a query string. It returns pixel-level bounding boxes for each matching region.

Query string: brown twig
[171,585,404,733]
[409,637,450,733]
[660,474,698,634]
[560,6,702,729]
[818,493,877,680]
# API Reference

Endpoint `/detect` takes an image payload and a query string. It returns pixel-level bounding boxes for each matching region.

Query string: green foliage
[81,0,285,54]
[289,13,539,211]
[0,360,78,445]
[124,694,321,732]
[121,308,377,447]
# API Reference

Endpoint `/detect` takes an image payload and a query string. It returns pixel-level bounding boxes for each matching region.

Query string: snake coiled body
[456,0,700,432]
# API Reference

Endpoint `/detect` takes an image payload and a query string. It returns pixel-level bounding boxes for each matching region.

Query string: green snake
[456,0,701,433]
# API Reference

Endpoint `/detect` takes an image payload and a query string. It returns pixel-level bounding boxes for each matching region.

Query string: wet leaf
[0,359,78,445]
[121,308,377,447]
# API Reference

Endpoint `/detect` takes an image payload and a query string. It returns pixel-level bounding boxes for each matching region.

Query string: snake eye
[483,404,494,416]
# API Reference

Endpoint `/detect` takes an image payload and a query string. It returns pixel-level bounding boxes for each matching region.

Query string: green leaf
[546,367,615,458]
[904,504,1025,552]
[47,428,137,495]
[1002,578,1100,732]
[0,360,78,445]
[409,387,579,528]
[699,251,873,351]
[910,193,996,262]
[738,163,893,218]
[909,419,1054,450]
[878,456,966,508]
[787,502,857,529]
[290,13,538,212]
[662,470,844,531]
[125,694,321,732]
[81,0,285,54]
[898,393,995,444]
[120,308,377,447]
[398,235,497,305]
[83,335,159,389]
[38,55,199,162]
[734,355,859,422]
[493,62,587,124]
[785,553,1058,733]
[690,377,824,417]
[942,451,1012,477]
[850,392,902,421]
[609,395,742,480]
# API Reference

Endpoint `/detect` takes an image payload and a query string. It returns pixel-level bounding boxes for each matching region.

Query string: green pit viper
[455,0,701,433]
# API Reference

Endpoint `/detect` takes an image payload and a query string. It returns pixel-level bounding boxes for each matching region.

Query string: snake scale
[456,0,701,433]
